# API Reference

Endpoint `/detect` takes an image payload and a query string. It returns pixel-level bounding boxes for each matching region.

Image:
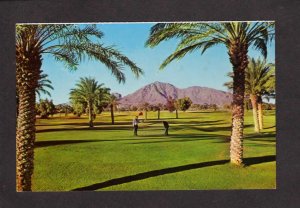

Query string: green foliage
[55,103,73,115]
[177,97,193,111]
[69,77,111,117]
[146,22,274,69]
[36,99,56,118]
[71,101,86,117]
[36,71,54,98]
[16,24,143,83]
[224,57,275,99]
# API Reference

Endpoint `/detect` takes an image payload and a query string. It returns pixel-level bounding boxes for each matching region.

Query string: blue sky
[41,23,275,104]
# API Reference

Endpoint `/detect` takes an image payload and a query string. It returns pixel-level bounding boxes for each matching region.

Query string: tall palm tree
[224,58,275,132]
[146,22,274,165]
[16,70,54,117]
[16,24,143,191]
[70,77,110,127]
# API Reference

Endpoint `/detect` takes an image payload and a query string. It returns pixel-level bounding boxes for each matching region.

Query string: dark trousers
[134,125,138,136]
[164,127,169,136]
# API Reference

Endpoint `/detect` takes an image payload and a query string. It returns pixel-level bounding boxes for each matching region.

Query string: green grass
[32,110,276,191]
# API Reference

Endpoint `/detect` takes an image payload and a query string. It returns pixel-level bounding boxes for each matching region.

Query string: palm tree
[16,70,54,117]
[70,77,110,127]
[16,24,143,191]
[146,22,274,165]
[107,94,118,125]
[224,58,275,132]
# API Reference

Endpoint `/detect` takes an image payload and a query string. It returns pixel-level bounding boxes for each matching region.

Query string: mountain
[118,81,232,107]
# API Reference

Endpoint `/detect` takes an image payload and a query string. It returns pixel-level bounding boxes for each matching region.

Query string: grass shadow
[244,155,276,166]
[34,139,108,148]
[130,134,227,144]
[71,159,229,191]
[71,155,275,191]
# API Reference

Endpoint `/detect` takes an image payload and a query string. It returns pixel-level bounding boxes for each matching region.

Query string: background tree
[55,103,73,117]
[165,96,176,113]
[70,77,110,127]
[71,101,86,117]
[16,24,143,191]
[36,99,56,118]
[141,102,150,120]
[146,22,274,165]
[174,99,180,119]
[156,103,163,119]
[177,97,193,112]
[107,94,119,125]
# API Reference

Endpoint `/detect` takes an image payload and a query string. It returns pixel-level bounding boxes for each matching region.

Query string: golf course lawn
[32,110,276,191]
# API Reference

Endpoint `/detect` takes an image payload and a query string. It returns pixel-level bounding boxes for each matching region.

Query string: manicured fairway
[33,110,276,191]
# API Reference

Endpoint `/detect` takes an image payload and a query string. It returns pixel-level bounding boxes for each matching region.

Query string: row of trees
[134,96,193,120]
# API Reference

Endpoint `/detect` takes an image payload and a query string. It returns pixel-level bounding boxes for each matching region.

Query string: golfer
[163,121,169,136]
[133,116,139,136]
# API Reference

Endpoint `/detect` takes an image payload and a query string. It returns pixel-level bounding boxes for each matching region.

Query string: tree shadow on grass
[36,121,132,127]
[34,139,113,148]
[36,125,133,133]
[129,134,227,144]
[244,133,276,143]
[244,155,276,166]
[71,155,275,191]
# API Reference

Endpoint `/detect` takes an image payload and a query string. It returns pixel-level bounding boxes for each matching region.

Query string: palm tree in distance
[224,58,275,132]
[107,94,119,125]
[146,22,274,165]
[16,24,143,191]
[70,77,110,127]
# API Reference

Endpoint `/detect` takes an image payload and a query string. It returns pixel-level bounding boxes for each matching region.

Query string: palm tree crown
[70,77,110,127]
[146,22,274,68]
[16,24,143,83]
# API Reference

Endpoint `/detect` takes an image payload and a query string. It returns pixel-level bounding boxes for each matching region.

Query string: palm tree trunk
[250,94,260,132]
[229,40,248,165]
[145,110,147,120]
[175,109,178,119]
[110,104,114,125]
[88,102,93,127]
[16,47,41,191]
[257,96,264,130]
[158,109,160,120]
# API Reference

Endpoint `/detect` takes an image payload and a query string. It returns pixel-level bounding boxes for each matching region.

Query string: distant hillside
[118,81,232,107]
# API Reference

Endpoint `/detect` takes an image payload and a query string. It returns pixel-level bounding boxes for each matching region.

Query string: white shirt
[133,119,139,126]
